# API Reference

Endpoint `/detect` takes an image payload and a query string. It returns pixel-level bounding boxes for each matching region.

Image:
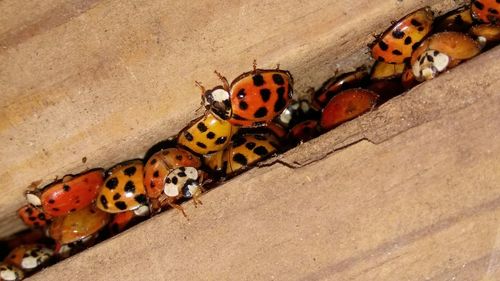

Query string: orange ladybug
[144,148,201,200]
[320,88,379,131]
[371,7,434,64]
[17,205,51,228]
[4,244,53,272]
[49,205,110,244]
[471,0,499,24]
[201,63,293,127]
[25,169,104,217]
[96,160,148,213]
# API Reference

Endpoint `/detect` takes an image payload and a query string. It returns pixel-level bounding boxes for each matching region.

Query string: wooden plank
[0,0,464,236]
[29,47,500,280]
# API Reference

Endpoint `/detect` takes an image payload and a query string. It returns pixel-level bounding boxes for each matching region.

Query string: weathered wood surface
[28,46,500,280]
[0,0,465,237]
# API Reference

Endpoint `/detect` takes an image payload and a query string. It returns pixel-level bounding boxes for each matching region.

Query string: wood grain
[0,0,465,236]
[27,46,500,280]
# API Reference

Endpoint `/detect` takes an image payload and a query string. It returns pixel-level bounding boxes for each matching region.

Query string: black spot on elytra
[392,29,405,39]
[252,74,265,86]
[377,56,385,62]
[48,199,55,204]
[184,131,194,141]
[114,201,127,210]
[172,176,178,185]
[245,142,256,150]
[206,132,215,139]
[70,208,76,212]
[254,107,268,118]
[489,8,499,14]
[52,208,60,212]
[427,55,434,62]
[232,137,246,148]
[392,49,403,55]
[197,122,208,132]
[106,177,119,189]
[136,194,148,205]
[153,171,159,178]
[63,185,71,192]
[196,142,207,149]
[150,180,155,188]
[113,193,121,200]
[100,195,108,209]
[404,36,412,45]
[28,216,36,221]
[150,158,157,165]
[272,73,285,85]
[25,207,34,214]
[232,153,248,166]
[215,136,227,145]
[378,40,389,51]
[417,26,425,32]
[260,88,271,102]
[411,19,422,27]
[124,166,137,177]
[124,181,136,194]
[38,213,46,220]
[254,146,269,156]
[237,88,246,99]
[175,154,182,160]
[473,1,484,10]
[239,101,249,110]
[274,88,287,112]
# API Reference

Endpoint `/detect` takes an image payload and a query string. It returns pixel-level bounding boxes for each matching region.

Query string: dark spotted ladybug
[202,64,294,127]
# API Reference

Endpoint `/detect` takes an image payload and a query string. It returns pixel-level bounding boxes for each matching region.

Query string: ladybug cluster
[0,2,498,279]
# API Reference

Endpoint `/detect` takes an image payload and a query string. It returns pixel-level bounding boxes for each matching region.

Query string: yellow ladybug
[178,112,238,155]
[96,160,148,213]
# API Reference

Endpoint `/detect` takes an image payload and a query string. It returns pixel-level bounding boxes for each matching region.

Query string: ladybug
[320,88,379,131]
[4,244,53,272]
[412,50,450,81]
[410,32,481,76]
[144,147,201,200]
[435,6,473,32]
[276,100,320,129]
[202,64,294,127]
[108,205,150,235]
[17,205,51,228]
[471,0,500,24]
[370,62,405,81]
[177,112,238,155]
[25,169,104,217]
[371,7,434,64]
[469,24,500,45]
[96,160,148,213]
[0,263,24,281]
[161,167,203,217]
[223,135,277,175]
[49,205,110,244]
[312,68,369,109]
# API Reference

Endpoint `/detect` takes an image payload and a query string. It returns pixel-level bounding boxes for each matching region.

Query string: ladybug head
[202,86,232,120]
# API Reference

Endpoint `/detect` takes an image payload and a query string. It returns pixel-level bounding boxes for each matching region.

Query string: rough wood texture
[0,0,465,237]
[27,46,500,280]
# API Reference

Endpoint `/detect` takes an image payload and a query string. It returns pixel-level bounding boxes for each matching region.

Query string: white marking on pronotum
[26,193,42,206]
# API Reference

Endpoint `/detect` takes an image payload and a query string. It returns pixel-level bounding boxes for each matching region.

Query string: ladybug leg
[195,81,206,95]
[214,70,230,91]
[164,197,187,218]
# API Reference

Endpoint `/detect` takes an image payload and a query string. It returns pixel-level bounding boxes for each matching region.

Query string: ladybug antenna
[214,70,229,90]
[276,63,280,70]
[252,59,257,73]
[195,80,206,95]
